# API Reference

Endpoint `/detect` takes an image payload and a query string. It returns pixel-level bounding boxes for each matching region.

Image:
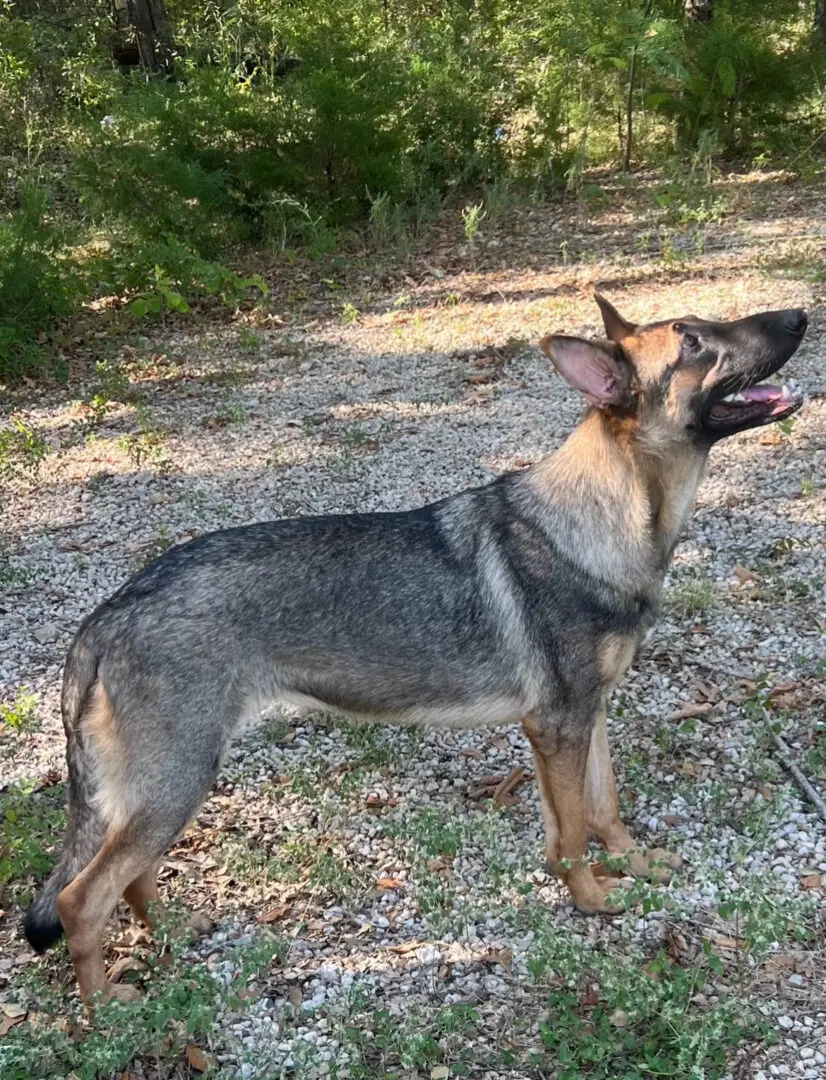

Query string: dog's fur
[24,295,807,1003]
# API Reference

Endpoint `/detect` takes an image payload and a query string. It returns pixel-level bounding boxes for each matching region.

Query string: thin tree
[111,0,174,76]
[684,0,714,20]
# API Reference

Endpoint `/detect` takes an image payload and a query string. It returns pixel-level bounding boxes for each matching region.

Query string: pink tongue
[741,384,781,402]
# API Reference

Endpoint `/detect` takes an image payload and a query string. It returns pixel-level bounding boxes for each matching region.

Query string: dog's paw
[623,846,682,884]
[86,980,142,1007]
[568,870,626,915]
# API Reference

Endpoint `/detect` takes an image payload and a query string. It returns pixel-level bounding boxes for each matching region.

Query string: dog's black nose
[784,309,808,336]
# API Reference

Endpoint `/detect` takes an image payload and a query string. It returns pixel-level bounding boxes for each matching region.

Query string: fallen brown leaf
[801,873,822,890]
[258,903,292,924]
[665,930,688,962]
[107,957,148,983]
[185,1043,212,1073]
[377,877,405,890]
[389,941,426,955]
[663,701,714,723]
[426,857,452,874]
[708,933,747,950]
[733,564,760,584]
[482,947,513,972]
[0,1010,26,1036]
[287,985,303,1008]
[492,767,529,808]
[579,983,600,1007]
[661,814,689,827]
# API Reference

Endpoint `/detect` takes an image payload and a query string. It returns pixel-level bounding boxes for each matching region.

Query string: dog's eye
[682,333,699,350]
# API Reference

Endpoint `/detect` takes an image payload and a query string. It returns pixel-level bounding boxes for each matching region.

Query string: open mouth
[704,378,805,433]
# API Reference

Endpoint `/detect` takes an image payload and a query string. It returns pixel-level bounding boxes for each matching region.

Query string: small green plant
[0,689,38,733]
[0,417,50,478]
[368,191,407,250]
[86,357,133,421]
[341,423,370,448]
[800,473,817,498]
[342,301,361,324]
[461,201,486,243]
[666,574,715,618]
[237,326,262,353]
[118,402,168,470]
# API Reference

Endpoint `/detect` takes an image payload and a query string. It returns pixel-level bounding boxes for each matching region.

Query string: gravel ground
[1,173,825,1079]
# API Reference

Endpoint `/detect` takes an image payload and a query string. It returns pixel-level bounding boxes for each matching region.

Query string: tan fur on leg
[524,714,623,914]
[57,830,152,1004]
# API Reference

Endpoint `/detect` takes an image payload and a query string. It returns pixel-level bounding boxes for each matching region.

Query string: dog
[24,294,807,1003]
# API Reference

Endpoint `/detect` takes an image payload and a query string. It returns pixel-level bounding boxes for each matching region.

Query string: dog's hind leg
[585,709,681,882]
[523,710,622,915]
[57,829,156,1004]
[123,861,214,938]
[57,692,224,1004]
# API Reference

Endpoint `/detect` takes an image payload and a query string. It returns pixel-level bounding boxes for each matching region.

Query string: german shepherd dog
[24,295,807,1004]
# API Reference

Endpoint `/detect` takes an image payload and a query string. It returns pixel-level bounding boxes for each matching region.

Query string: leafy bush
[0,183,79,381]
[0,0,823,381]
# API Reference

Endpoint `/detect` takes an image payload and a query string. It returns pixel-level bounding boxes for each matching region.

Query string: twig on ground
[770,732,826,824]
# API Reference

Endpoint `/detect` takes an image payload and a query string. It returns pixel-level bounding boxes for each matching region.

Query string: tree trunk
[112,0,174,76]
[684,0,713,21]
[816,0,826,43]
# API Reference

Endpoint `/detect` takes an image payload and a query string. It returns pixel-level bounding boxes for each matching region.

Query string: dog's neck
[524,408,709,593]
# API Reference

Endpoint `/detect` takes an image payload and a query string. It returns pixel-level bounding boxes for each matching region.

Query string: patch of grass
[205,387,247,428]
[389,807,464,861]
[237,326,262,353]
[343,722,394,768]
[760,245,826,284]
[666,574,716,618]
[0,917,282,1080]
[0,548,33,585]
[220,826,360,903]
[0,779,66,906]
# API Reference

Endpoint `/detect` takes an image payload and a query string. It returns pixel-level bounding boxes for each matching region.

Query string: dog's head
[540,294,807,443]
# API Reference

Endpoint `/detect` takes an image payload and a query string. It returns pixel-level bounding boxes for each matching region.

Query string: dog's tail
[23,636,108,952]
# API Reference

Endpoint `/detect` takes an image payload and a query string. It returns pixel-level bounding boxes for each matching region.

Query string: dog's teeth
[781,383,791,400]
[723,392,747,403]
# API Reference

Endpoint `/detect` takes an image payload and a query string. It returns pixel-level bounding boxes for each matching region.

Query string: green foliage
[0,183,78,381]
[0,0,823,381]
[0,780,66,906]
[0,920,283,1080]
[0,416,50,478]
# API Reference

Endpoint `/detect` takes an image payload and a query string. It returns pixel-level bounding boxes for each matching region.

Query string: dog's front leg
[585,709,681,883]
[522,711,622,914]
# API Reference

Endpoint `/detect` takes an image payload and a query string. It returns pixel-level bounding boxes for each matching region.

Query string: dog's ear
[539,334,632,408]
[594,293,635,343]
